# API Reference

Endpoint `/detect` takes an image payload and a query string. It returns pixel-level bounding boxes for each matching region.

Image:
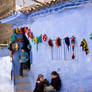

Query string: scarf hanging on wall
[80,39,89,55]
[65,37,70,51]
[71,36,75,59]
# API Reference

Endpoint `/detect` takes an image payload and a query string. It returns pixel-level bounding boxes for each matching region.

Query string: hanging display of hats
[42,34,48,41]
[27,29,31,35]
[55,37,61,47]
[71,36,75,59]
[80,39,89,55]
[29,31,33,39]
[89,33,92,40]
[20,27,23,34]
[33,37,38,44]
[24,27,28,33]
[15,28,19,34]
[10,34,17,43]
[27,29,34,39]
[48,39,53,48]
[37,35,42,43]
[65,37,70,50]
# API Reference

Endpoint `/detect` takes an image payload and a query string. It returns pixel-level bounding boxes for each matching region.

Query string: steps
[15,70,32,92]
[16,89,32,92]
[16,82,31,87]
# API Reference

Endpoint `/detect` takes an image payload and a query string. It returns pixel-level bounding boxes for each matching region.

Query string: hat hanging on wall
[55,37,61,48]
[80,39,89,55]
[24,27,28,33]
[42,34,48,41]
[89,33,92,40]
[10,34,17,43]
[33,37,38,44]
[65,37,70,50]
[33,37,38,51]
[37,35,42,43]
[15,28,19,34]
[27,29,31,35]
[20,27,23,34]
[29,31,33,39]
[71,36,75,59]
[48,39,53,48]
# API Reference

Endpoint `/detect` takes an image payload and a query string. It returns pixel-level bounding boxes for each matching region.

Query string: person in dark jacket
[34,74,45,92]
[51,71,61,92]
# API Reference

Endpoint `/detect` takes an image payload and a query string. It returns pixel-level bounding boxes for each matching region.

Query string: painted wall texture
[27,4,92,92]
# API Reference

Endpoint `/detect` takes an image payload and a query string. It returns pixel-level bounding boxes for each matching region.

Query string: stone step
[15,78,30,84]
[15,75,30,84]
[15,73,28,79]
[15,70,29,80]
[16,84,32,90]
[16,89,32,92]
[16,82,31,87]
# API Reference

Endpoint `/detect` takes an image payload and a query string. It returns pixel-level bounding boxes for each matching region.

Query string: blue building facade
[0,0,92,92]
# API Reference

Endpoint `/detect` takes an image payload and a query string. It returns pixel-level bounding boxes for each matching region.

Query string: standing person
[33,74,45,92]
[19,47,29,77]
[23,33,31,70]
[51,71,61,92]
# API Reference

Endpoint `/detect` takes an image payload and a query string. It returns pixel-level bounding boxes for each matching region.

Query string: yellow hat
[33,37,38,44]
[16,28,19,34]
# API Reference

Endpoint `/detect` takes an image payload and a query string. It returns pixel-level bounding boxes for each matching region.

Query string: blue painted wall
[7,0,92,91]
[27,4,92,92]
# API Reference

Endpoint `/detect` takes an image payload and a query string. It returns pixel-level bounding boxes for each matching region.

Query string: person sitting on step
[51,71,61,92]
[33,74,45,92]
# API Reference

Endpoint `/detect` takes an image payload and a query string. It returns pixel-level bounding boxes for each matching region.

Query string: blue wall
[27,4,92,92]
[8,0,92,92]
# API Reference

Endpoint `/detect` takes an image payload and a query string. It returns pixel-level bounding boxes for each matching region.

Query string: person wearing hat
[19,47,29,77]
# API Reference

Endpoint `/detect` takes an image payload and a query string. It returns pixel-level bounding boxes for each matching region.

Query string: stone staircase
[15,70,32,92]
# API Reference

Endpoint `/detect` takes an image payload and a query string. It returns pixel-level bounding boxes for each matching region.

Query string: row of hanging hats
[10,27,92,56]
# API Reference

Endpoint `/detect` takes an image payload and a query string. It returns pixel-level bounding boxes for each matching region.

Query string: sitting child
[33,74,45,92]
[44,79,55,92]
[51,71,61,92]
